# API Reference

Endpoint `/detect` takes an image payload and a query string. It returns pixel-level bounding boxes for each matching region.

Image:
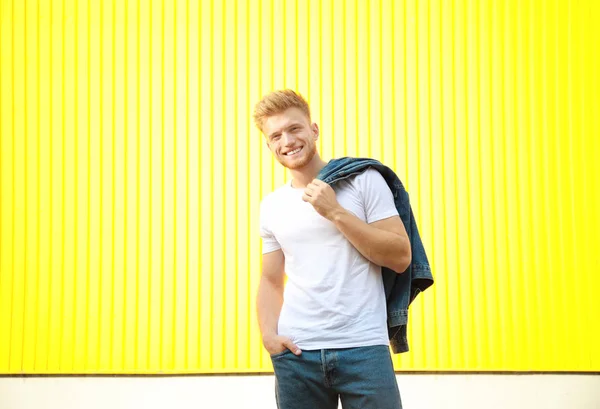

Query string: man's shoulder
[260,183,291,207]
[351,167,387,186]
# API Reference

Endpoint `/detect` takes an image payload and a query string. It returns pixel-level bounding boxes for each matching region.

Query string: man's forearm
[256,277,284,339]
[330,208,411,273]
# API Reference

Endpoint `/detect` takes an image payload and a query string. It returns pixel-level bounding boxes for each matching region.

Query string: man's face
[263,107,319,170]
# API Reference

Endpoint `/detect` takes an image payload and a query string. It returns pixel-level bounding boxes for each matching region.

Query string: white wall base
[1,374,599,409]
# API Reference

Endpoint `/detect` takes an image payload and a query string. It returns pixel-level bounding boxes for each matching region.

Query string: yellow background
[1,0,599,374]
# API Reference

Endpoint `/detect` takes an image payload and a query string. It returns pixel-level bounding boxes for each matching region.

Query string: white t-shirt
[259,168,399,350]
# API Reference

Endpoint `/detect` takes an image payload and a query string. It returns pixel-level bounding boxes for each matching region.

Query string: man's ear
[312,123,319,140]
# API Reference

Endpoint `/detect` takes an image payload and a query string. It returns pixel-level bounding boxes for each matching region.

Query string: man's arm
[303,179,411,274]
[256,249,302,355]
[331,211,411,274]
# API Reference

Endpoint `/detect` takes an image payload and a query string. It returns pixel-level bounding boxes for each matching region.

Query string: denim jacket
[317,157,434,353]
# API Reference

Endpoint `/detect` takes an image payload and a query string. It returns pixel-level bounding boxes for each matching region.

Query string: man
[254,89,411,409]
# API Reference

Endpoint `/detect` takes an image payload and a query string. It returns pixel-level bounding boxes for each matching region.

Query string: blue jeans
[270,345,402,409]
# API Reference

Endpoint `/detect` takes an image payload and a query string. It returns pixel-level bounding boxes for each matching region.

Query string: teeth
[287,147,301,156]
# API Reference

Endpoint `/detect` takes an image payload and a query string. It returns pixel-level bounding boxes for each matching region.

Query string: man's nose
[281,132,295,146]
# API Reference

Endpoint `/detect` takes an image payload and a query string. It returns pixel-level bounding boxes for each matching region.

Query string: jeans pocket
[270,349,293,359]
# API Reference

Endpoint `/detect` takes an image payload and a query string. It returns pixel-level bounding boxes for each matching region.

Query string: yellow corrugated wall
[1,0,599,374]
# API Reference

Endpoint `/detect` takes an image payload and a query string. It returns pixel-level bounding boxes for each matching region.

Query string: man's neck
[290,155,329,189]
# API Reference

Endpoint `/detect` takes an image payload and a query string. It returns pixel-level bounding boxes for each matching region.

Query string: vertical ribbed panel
[0,0,599,374]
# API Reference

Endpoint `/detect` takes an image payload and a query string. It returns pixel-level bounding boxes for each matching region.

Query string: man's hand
[302,179,344,220]
[263,334,302,356]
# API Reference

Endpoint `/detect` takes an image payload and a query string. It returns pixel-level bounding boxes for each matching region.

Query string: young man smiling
[254,89,410,409]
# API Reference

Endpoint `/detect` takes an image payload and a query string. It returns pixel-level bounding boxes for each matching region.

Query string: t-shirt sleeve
[357,168,400,223]
[259,199,282,254]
